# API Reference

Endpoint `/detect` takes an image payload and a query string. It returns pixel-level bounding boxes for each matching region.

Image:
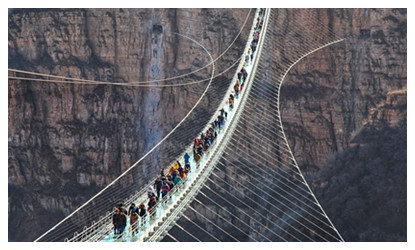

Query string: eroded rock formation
[8,8,253,241]
[280,8,407,171]
[280,8,406,241]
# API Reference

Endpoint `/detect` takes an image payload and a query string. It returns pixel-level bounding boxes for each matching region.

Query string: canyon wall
[309,89,406,241]
[8,8,253,241]
[161,8,406,242]
[280,8,407,241]
[280,8,406,170]
[8,8,407,242]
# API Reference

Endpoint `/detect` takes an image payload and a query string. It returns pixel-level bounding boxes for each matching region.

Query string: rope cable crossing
[33,7,256,242]
[9,9,253,87]
[160,8,345,242]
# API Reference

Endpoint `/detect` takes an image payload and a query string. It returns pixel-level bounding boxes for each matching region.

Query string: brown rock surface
[8,8,253,241]
[161,8,406,242]
[309,90,406,241]
[278,8,406,241]
[280,8,406,170]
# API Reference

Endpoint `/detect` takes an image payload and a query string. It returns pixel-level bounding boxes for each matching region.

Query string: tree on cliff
[309,119,407,241]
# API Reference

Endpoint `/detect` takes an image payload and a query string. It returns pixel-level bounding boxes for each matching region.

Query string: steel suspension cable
[191,197,257,242]
[195,191,272,241]
[198,185,288,241]
[33,30,216,242]
[217,153,317,206]
[166,233,179,242]
[221,148,312,196]
[50,9,262,239]
[174,224,202,242]
[181,214,220,242]
[9,9,253,86]
[186,205,240,242]
[200,182,293,242]
[211,163,338,241]
[208,171,326,241]
[208,172,313,241]
[215,160,329,222]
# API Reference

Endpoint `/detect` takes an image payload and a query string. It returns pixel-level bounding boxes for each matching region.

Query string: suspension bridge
[9,8,346,242]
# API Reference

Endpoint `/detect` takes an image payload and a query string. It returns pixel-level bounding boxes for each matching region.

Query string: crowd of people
[110,8,266,240]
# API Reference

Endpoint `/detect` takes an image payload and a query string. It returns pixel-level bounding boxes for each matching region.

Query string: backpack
[161,184,170,196]
[174,176,182,185]
[161,184,170,191]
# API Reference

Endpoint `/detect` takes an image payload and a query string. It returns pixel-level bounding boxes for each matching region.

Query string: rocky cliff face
[309,89,406,241]
[9,8,407,242]
[8,8,253,241]
[279,8,406,241]
[280,8,407,171]
[161,8,407,242]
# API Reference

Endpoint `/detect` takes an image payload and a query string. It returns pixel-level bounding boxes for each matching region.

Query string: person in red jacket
[160,181,170,198]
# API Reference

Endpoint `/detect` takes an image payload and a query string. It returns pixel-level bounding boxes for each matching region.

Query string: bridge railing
[49,8,260,242]
[145,8,269,242]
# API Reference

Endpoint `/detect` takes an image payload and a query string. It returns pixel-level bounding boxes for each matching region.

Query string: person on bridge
[220,108,227,119]
[130,210,139,236]
[160,168,166,178]
[147,188,157,201]
[196,143,203,155]
[184,161,191,173]
[115,209,127,236]
[251,42,257,56]
[154,177,163,199]
[168,178,175,190]
[138,203,146,226]
[204,131,211,145]
[208,127,216,142]
[173,174,182,185]
[254,31,260,41]
[211,121,217,130]
[168,166,175,179]
[128,203,138,216]
[217,115,223,128]
[118,203,128,215]
[203,140,209,152]
[161,181,170,198]
[112,207,120,235]
[179,163,187,179]
[229,97,234,109]
[173,161,180,170]
[171,169,179,181]
[242,69,248,83]
[194,137,200,146]
[194,152,201,166]
[234,82,240,96]
[168,161,180,179]
[147,195,157,217]
[184,152,190,163]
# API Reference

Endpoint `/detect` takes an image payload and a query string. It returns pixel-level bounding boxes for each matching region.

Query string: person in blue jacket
[184,152,190,163]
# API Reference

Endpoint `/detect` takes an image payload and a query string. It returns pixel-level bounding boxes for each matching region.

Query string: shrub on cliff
[310,120,406,241]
